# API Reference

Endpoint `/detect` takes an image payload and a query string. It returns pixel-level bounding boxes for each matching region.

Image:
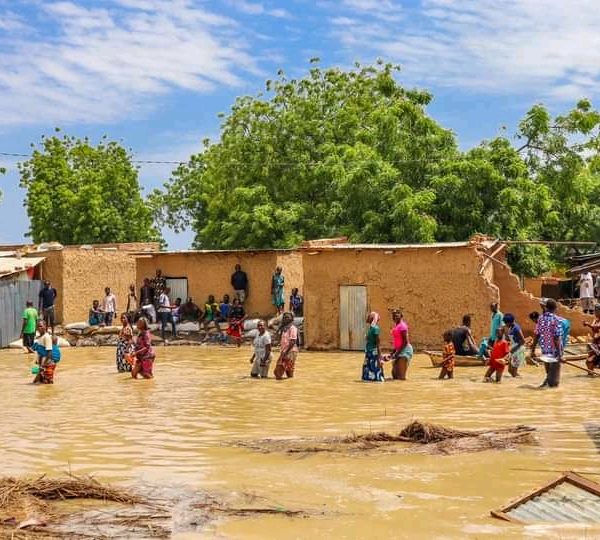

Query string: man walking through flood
[530,298,563,388]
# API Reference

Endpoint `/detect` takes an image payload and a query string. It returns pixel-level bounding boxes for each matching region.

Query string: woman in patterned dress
[116,313,134,372]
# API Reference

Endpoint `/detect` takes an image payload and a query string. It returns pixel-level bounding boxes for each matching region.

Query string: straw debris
[0,475,315,538]
[234,420,537,455]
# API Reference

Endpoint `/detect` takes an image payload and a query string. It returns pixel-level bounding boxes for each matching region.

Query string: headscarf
[277,312,294,336]
[369,312,380,327]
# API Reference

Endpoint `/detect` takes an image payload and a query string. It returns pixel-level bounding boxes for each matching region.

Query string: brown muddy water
[1,346,600,539]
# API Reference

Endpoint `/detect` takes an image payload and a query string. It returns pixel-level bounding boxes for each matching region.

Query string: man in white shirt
[158,287,177,341]
[101,287,118,325]
[579,272,594,314]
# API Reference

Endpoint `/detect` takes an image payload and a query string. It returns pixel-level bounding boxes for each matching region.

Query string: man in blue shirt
[38,281,57,334]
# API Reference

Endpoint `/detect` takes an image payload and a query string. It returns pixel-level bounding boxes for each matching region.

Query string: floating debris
[0,474,316,539]
[492,472,600,524]
[233,421,536,456]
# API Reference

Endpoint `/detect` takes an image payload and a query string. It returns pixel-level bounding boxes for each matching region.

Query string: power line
[0,152,185,165]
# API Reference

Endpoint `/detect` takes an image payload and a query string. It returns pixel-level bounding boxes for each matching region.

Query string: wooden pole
[562,358,600,377]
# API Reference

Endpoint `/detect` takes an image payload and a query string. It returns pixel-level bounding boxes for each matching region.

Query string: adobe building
[300,238,590,350]
[134,249,304,318]
[24,242,159,324]
[3,236,588,350]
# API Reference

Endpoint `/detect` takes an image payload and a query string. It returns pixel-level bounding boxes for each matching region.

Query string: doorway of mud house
[339,285,367,350]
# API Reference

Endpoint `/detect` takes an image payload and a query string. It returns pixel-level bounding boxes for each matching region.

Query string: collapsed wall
[490,253,590,337]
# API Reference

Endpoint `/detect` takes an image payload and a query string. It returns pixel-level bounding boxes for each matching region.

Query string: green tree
[153,60,600,276]
[154,61,456,249]
[19,132,161,245]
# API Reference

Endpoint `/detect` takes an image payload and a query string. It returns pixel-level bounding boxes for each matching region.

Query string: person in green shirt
[361,312,384,382]
[21,300,39,353]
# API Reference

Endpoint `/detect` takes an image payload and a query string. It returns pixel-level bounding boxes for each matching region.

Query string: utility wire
[0,151,185,165]
[0,150,525,167]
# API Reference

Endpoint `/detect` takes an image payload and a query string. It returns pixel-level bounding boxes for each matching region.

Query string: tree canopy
[151,62,600,275]
[19,132,161,245]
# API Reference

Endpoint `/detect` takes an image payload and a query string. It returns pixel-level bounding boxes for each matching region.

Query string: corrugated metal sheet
[339,286,367,351]
[0,256,45,278]
[506,482,600,523]
[494,473,600,524]
[0,280,43,347]
[166,278,188,303]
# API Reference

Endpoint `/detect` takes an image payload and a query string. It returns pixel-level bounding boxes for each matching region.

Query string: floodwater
[1,346,600,539]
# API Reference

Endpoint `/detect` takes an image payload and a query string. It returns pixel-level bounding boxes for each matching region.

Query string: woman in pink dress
[390,310,413,380]
[131,318,156,379]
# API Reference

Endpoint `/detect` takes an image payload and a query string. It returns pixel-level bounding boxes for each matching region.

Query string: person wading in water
[530,298,564,388]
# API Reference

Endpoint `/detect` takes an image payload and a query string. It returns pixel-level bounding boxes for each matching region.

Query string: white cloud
[0,1,259,125]
[340,0,402,21]
[330,0,600,101]
[227,0,291,18]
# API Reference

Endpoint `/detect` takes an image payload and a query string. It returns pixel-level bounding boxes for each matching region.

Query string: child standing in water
[439,330,455,379]
[32,321,57,384]
[484,328,510,383]
[131,318,155,379]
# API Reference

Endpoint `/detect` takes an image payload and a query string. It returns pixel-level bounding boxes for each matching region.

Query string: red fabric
[489,340,509,372]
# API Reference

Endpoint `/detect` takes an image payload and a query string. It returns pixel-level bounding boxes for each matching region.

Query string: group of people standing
[362,310,413,382]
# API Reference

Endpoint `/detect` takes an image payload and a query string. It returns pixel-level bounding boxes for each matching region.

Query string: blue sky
[1,0,599,249]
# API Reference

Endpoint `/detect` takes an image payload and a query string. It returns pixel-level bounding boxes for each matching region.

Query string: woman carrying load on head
[362,312,384,382]
[390,310,413,380]
[503,313,526,378]
[116,313,134,373]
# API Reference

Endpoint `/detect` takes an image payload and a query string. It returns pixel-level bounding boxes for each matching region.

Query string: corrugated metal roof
[493,473,600,524]
[317,240,498,250]
[507,482,600,523]
[0,256,45,277]
[0,251,17,258]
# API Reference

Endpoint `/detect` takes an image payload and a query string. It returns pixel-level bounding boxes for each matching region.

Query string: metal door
[166,278,188,303]
[339,285,367,350]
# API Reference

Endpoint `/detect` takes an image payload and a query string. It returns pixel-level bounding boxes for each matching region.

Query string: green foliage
[153,61,600,277]
[19,132,161,245]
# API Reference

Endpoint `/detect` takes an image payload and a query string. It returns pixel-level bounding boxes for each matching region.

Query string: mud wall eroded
[303,246,498,350]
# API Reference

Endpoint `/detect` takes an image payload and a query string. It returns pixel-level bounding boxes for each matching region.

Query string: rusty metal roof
[0,256,45,278]
[493,472,600,524]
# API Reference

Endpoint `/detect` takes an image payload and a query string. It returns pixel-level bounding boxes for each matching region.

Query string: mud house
[134,249,304,318]
[300,238,590,350]
[25,242,159,324]
[0,237,588,350]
